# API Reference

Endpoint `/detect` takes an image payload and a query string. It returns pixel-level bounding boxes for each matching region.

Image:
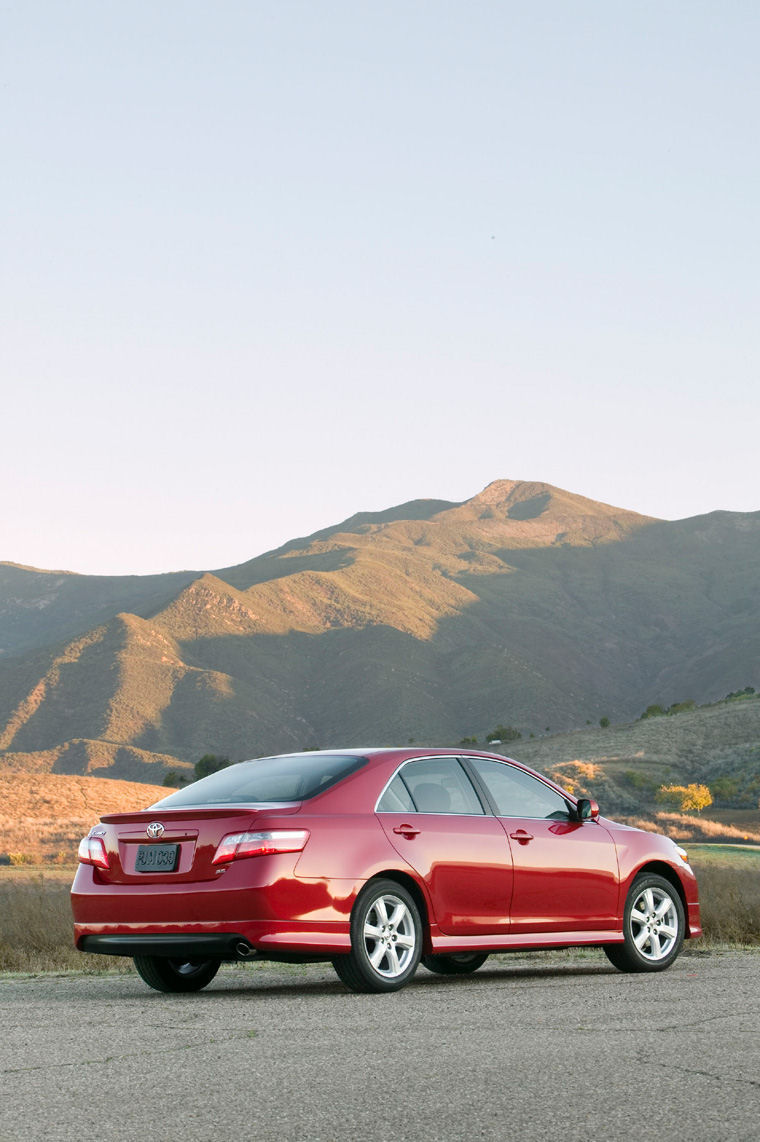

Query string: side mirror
[576,798,599,821]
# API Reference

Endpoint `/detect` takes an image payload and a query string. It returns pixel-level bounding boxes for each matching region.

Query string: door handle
[509,830,534,844]
[393,824,420,838]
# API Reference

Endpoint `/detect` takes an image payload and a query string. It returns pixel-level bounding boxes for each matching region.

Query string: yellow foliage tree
[656,783,713,813]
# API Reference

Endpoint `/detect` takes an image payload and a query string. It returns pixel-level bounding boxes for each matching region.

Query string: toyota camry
[71,748,701,993]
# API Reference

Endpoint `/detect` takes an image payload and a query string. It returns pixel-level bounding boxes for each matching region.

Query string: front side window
[389,756,485,815]
[470,758,570,820]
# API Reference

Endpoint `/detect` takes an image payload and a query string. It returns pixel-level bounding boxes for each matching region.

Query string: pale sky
[2,1,758,576]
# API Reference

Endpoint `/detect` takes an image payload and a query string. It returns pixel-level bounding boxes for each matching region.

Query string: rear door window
[386,756,485,815]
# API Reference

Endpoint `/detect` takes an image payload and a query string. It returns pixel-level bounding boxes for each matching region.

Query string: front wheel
[133,956,221,993]
[604,874,685,973]
[332,879,422,993]
[421,952,489,976]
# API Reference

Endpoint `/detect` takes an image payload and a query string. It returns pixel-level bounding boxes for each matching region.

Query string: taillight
[78,835,109,870]
[212,829,310,865]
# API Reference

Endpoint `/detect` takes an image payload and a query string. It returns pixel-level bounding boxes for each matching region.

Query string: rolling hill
[1,478,758,781]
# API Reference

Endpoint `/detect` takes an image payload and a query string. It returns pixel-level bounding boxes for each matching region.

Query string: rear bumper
[79,933,254,959]
[74,918,352,956]
[71,862,357,955]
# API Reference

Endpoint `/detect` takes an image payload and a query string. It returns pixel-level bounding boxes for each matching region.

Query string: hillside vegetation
[1,478,758,780]
[511,694,760,841]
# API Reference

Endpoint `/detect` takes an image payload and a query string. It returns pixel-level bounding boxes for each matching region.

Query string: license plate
[135,843,179,873]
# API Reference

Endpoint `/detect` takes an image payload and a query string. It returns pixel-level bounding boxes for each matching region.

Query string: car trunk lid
[91,804,302,884]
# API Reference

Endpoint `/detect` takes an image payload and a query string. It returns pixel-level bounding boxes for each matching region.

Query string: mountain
[1,479,758,781]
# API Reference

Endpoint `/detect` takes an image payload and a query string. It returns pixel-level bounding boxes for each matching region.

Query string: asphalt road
[1,950,758,1142]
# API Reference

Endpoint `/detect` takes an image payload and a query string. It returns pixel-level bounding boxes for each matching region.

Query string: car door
[376,756,514,935]
[465,757,620,934]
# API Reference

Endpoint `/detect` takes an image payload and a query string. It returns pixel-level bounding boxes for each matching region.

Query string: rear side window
[151,753,367,807]
[376,774,416,813]
[381,757,484,815]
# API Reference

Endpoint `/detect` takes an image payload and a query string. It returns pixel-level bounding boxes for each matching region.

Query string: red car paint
[71,748,701,983]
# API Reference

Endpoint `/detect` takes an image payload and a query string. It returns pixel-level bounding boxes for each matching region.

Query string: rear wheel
[332,879,422,993]
[421,952,489,976]
[133,955,221,993]
[604,873,685,973]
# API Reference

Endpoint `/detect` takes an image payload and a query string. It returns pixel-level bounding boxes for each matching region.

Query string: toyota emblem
[146,822,165,839]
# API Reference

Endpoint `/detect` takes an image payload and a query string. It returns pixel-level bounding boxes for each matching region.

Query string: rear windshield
[150,753,367,808]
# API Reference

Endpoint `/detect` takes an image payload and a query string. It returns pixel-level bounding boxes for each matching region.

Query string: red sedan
[71,748,701,993]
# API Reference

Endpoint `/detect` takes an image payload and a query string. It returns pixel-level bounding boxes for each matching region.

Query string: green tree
[640,704,666,720]
[599,716,610,728]
[162,770,187,787]
[710,777,739,804]
[195,753,231,780]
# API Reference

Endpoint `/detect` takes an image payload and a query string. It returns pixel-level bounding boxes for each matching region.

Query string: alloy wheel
[628,884,679,962]
[362,893,417,979]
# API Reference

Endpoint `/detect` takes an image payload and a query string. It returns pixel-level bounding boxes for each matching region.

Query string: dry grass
[616,811,760,844]
[691,862,760,945]
[1,850,758,974]
[0,873,129,972]
[0,773,168,863]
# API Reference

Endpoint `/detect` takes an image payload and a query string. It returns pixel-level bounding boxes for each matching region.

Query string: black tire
[604,873,685,973]
[133,955,221,993]
[332,879,422,993]
[421,952,490,976]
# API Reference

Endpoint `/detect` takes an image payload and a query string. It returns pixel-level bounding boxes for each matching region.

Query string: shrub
[622,770,659,793]
[667,700,695,715]
[641,700,696,719]
[486,725,522,743]
[640,704,666,719]
[725,686,756,701]
[599,716,610,728]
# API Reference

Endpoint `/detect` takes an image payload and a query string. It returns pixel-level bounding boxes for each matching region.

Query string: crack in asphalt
[650,1009,760,1033]
[647,1060,760,1090]
[1,1029,257,1075]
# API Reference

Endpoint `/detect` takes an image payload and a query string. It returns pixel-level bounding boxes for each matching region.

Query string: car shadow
[146,959,619,999]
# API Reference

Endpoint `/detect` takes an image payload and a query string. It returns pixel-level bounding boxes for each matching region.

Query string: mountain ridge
[1,479,757,781]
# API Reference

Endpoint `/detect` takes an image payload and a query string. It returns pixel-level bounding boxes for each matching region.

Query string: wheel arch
[367,869,432,951]
[629,861,690,932]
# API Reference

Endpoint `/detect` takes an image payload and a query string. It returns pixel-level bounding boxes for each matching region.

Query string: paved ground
[1,949,758,1142]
